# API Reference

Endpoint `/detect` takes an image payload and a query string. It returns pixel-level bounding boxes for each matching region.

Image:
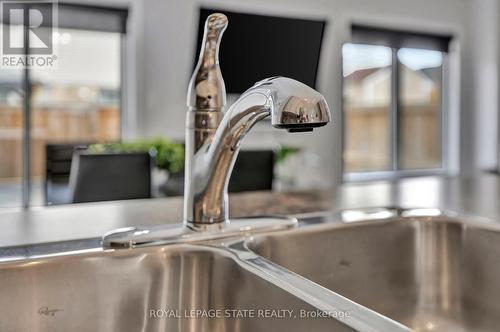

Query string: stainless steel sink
[0,243,354,332]
[3,209,495,332]
[248,214,500,331]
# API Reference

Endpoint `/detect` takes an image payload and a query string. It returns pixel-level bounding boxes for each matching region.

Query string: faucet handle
[206,13,228,34]
[188,13,228,110]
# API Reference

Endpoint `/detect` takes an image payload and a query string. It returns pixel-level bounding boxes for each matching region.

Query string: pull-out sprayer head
[241,77,331,132]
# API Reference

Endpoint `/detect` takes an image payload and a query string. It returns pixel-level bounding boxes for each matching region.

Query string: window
[342,25,451,179]
[0,50,23,207]
[0,4,127,208]
[343,44,392,172]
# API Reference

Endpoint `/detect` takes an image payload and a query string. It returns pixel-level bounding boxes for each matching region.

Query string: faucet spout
[184,77,331,226]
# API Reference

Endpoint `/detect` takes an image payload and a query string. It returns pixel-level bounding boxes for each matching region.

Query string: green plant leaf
[89,137,185,174]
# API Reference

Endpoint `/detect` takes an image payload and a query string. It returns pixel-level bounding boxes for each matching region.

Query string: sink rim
[1,207,496,264]
[288,207,500,233]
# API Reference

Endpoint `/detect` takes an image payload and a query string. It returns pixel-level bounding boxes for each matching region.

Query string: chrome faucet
[102,13,331,248]
[184,13,331,226]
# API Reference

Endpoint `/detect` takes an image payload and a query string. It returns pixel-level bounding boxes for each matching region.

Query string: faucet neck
[183,76,332,225]
[184,92,272,225]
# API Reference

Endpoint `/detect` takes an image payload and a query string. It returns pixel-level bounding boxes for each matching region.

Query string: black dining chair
[69,151,153,203]
[161,149,275,196]
[228,150,275,192]
[45,142,92,205]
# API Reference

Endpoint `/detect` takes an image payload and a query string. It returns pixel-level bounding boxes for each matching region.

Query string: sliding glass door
[0,4,127,208]
[30,27,122,205]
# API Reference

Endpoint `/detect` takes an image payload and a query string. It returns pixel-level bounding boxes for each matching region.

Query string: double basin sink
[1,208,499,331]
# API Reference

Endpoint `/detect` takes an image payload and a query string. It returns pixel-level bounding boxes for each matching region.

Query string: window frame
[342,31,451,182]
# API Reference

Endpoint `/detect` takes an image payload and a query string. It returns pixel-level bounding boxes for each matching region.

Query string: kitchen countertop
[1,174,500,248]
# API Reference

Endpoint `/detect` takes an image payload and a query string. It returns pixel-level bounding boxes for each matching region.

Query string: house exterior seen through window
[342,27,448,177]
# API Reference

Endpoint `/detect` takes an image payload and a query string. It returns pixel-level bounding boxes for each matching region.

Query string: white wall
[453,0,500,175]
[87,0,499,186]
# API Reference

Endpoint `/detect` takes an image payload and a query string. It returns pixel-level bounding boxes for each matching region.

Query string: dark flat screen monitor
[195,8,326,93]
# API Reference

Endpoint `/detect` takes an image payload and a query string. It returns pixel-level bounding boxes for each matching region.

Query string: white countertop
[1,174,499,248]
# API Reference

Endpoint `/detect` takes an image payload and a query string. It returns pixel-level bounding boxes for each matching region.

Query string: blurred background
[0,0,498,209]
